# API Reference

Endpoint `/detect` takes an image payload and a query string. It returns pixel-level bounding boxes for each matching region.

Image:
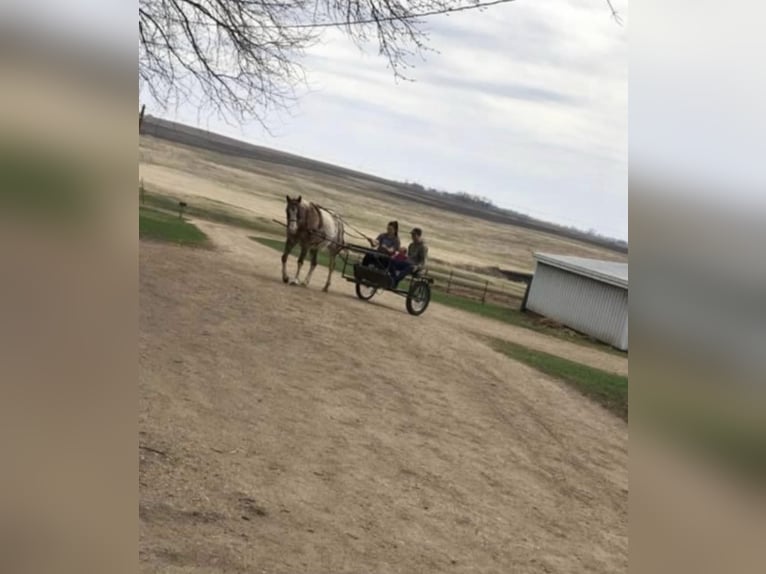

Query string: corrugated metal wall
[527,263,629,350]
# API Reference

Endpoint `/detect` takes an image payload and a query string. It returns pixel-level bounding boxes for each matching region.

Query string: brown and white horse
[282,195,345,291]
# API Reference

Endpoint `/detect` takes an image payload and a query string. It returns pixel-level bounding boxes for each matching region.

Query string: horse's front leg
[303,248,319,287]
[281,237,296,283]
[292,245,308,285]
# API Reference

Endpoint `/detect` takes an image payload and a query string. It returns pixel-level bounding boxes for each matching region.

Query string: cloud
[424,75,581,106]
[149,0,628,240]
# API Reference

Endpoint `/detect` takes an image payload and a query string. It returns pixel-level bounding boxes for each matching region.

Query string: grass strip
[489,337,628,420]
[139,206,208,246]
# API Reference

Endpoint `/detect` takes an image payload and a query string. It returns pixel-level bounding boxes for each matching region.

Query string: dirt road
[139,224,628,573]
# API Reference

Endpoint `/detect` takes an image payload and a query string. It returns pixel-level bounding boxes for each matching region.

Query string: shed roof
[534,253,628,289]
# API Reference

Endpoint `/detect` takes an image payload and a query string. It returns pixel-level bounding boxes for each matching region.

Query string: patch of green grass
[253,237,285,251]
[489,338,628,420]
[139,206,208,246]
[431,290,528,323]
[141,190,279,235]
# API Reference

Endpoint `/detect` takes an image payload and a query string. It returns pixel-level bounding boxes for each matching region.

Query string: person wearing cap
[390,227,428,286]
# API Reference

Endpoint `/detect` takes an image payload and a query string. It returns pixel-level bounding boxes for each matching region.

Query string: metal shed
[524,253,628,351]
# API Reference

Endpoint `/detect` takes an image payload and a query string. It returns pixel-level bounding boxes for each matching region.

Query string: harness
[311,203,324,232]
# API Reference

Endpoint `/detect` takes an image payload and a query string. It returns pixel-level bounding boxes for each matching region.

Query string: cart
[340,244,434,316]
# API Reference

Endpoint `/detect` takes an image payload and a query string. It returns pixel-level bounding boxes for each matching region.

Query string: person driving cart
[390,227,428,286]
[363,220,400,268]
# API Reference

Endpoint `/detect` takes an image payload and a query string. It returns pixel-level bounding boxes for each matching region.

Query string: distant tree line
[404,182,496,210]
[401,180,628,251]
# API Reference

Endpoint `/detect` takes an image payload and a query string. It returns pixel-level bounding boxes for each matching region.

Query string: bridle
[286,202,303,234]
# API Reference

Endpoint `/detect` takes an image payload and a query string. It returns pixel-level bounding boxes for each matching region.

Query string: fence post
[481,280,489,304]
[446,270,453,293]
[139,104,146,131]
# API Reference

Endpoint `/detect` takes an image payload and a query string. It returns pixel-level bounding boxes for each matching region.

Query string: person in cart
[390,227,428,286]
[363,221,400,268]
[391,246,408,262]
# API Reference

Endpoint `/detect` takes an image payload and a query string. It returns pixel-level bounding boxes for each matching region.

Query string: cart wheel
[406,281,431,316]
[355,282,378,301]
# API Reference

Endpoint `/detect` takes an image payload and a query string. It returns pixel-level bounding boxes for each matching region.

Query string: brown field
[139,138,628,573]
[139,135,627,274]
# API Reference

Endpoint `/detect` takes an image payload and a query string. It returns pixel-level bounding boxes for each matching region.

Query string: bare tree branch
[139,0,623,125]
[605,0,623,26]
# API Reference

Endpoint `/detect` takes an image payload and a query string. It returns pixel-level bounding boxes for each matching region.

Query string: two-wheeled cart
[340,243,433,316]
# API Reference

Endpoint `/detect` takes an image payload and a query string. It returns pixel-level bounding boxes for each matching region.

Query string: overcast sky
[153,0,628,240]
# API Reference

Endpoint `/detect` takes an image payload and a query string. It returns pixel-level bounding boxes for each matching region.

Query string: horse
[281,195,345,291]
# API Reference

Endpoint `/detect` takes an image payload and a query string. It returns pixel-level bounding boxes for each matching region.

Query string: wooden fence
[427,268,532,308]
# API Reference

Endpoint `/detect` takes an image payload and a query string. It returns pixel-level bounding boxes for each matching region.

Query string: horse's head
[285,195,302,235]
